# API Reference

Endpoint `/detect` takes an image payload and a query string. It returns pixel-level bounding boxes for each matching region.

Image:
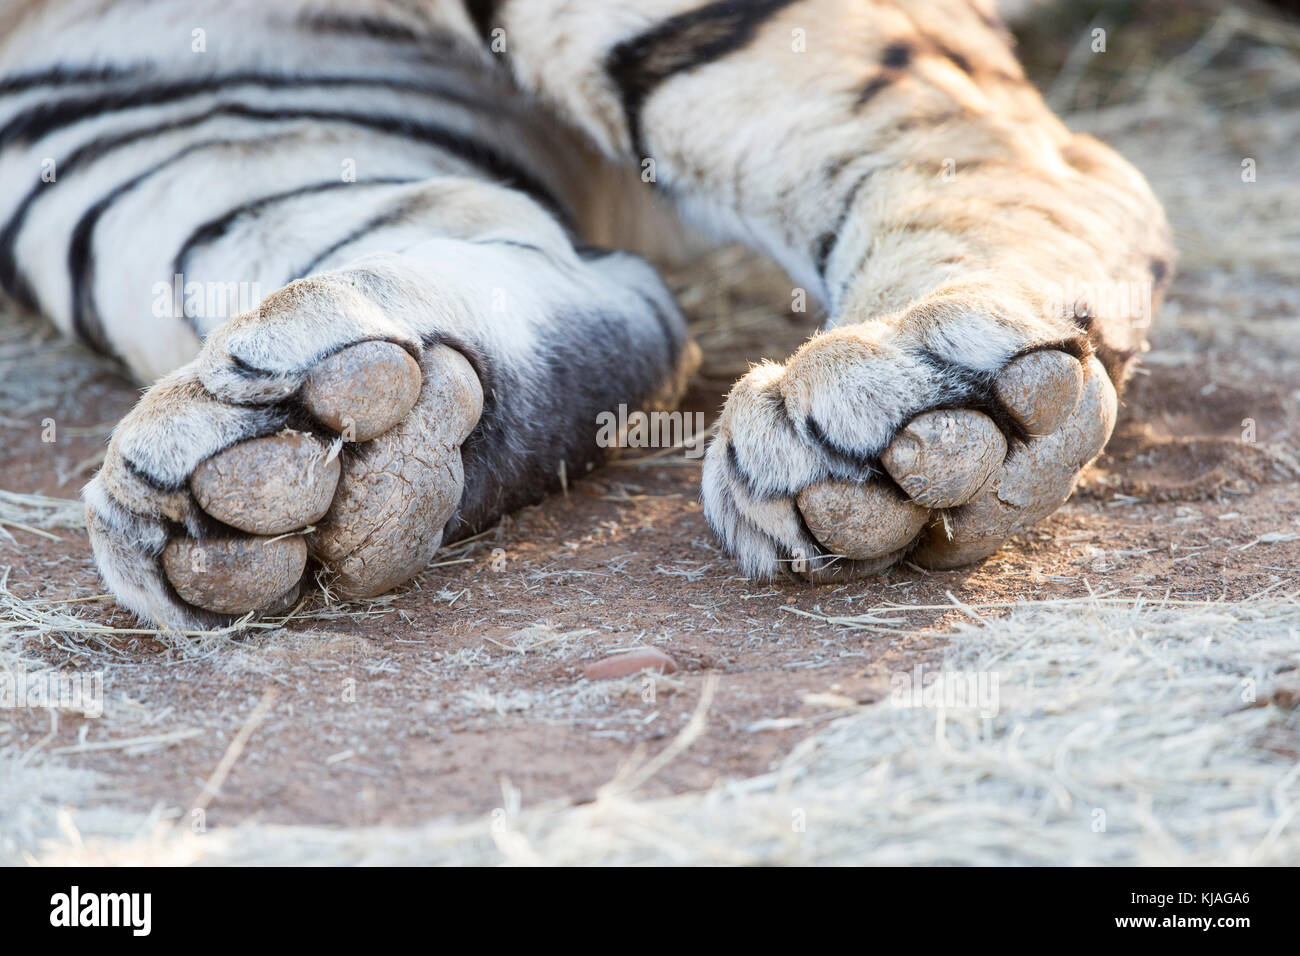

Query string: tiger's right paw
[702,318,1116,582]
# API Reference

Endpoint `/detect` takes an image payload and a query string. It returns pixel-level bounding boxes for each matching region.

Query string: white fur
[3,0,1169,622]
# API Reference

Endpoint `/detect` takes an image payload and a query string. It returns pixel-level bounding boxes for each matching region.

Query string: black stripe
[1,107,236,307]
[803,345,1068,478]
[0,64,147,97]
[804,415,881,475]
[176,178,421,292]
[469,238,546,254]
[0,248,39,313]
[298,13,423,44]
[222,336,421,384]
[1149,256,1170,286]
[934,42,974,76]
[1,102,569,312]
[572,240,618,262]
[0,72,491,150]
[889,9,1023,87]
[881,42,914,70]
[125,399,339,496]
[853,74,894,110]
[71,146,417,353]
[606,0,802,157]
[813,169,873,278]
[913,349,1029,450]
[123,457,192,496]
[724,440,764,499]
[289,187,430,278]
[724,383,805,500]
[812,233,836,277]
[68,137,254,354]
[463,0,505,42]
[1016,338,1090,366]
[854,39,922,113]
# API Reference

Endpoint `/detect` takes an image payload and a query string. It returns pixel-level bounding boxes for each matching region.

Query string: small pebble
[582,647,678,681]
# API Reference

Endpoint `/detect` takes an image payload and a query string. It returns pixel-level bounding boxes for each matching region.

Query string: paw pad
[880,409,1004,508]
[88,326,485,628]
[302,340,422,442]
[308,345,482,597]
[162,536,306,616]
[791,352,1114,573]
[994,349,1084,436]
[911,357,1116,569]
[797,481,926,560]
[190,430,339,535]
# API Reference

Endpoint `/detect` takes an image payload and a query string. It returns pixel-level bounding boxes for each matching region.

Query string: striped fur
[0,1,1173,626]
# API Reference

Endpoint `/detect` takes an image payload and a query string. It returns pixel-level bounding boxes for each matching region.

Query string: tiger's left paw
[83,274,484,631]
[702,324,1117,582]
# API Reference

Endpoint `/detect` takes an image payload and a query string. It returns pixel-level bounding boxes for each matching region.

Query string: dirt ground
[2,0,1298,855]
[2,321,1297,828]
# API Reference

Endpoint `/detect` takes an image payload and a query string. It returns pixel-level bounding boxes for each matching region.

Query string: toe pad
[163,536,307,616]
[302,340,422,442]
[190,430,339,535]
[797,481,927,560]
[881,410,1005,508]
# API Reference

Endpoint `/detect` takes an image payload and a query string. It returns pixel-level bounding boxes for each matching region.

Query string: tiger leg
[0,4,691,627]
[473,0,1175,579]
[81,182,690,629]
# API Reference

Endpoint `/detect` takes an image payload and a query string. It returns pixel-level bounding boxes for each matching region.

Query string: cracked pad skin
[309,347,481,598]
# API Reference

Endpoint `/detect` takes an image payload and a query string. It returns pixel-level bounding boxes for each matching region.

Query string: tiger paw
[703,327,1115,582]
[85,277,482,630]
